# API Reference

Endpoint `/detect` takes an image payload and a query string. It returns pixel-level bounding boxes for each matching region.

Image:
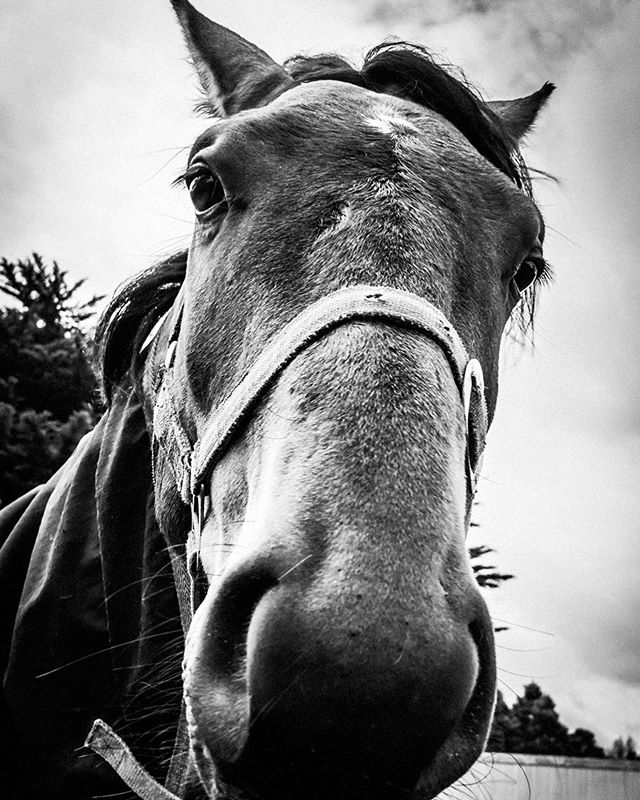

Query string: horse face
[148,3,551,798]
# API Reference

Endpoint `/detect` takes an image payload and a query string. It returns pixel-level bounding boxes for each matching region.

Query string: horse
[0,1,554,798]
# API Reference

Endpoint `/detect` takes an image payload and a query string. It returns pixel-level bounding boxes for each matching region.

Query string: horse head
[140,2,553,797]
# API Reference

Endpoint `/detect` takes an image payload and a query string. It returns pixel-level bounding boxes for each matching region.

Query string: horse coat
[0,380,184,799]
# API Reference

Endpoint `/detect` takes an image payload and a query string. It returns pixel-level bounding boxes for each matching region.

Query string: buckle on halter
[188,482,208,611]
[190,482,207,544]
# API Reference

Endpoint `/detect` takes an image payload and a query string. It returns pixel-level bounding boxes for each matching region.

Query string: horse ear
[170,0,294,116]
[488,82,555,141]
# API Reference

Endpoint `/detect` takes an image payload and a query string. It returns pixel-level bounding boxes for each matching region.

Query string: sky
[2,0,638,750]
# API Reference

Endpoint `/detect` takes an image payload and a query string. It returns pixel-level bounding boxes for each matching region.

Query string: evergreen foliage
[468,528,514,632]
[489,682,606,758]
[611,735,639,760]
[0,254,102,506]
[0,253,102,330]
[469,542,514,589]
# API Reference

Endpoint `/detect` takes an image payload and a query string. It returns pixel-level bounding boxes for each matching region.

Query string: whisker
[137,144,192,186]
[495,643,552,653]
[102,560,174,606]
[491,617,554,637]
[35,628,183,679]
[498,667,553,679]
[497,676,523,699]
[277,554,312,581]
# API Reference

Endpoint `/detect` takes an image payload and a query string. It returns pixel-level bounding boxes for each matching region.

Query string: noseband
[86,284,488,799]
[153,284,487,520]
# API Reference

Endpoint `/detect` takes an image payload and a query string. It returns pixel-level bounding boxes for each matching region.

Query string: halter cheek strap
[153,284,488,512]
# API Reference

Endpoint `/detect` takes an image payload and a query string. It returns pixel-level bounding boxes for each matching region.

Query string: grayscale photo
[1,1,638,799]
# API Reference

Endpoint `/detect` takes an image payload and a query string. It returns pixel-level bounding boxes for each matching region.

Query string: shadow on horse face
[139,2,553,798]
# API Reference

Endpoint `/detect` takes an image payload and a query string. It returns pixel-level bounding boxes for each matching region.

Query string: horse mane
[95,250,186,403]
[96,43,545,403]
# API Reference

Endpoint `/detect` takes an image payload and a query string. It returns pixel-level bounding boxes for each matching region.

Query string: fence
[437,753,640,800]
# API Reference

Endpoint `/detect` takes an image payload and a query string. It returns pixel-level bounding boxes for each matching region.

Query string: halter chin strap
[152,284,488,519]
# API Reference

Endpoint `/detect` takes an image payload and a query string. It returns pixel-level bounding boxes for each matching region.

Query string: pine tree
[610,736,639,760]
[0,254,103,506]
[469,543,514,589]
[468,525,514,630]
[489,682,605,758]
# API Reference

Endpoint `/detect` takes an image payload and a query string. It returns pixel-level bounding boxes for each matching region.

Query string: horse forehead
[267,83,534,220]
[237,80,456,149]
[271,79,415,113]
[196,81,529,232]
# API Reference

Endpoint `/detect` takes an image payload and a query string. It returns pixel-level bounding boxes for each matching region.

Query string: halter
[153,284,487,511]
[86,284,488,799]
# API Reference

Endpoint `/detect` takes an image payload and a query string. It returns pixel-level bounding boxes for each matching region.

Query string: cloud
[471,0,640,738]
[344,0,638,113]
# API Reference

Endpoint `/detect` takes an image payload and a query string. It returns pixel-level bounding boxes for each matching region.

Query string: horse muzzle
[184,547,495,800]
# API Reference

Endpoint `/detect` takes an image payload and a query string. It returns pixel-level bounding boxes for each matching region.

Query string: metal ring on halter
[462,358,485,490]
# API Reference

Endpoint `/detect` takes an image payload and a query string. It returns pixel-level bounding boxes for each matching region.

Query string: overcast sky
[2,0,638,749]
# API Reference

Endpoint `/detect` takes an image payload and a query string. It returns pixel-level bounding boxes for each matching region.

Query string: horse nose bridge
[222,315,479,619]
[258,319,471,536]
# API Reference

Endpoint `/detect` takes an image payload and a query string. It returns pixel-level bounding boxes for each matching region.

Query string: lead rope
[85,720,183,800]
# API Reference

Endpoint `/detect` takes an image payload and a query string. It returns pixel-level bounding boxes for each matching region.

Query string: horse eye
[512,244,544,294]
[513,259,538,293]
[185,168,226,214]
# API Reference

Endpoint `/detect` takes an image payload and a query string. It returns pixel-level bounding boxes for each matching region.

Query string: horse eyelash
[535,257,553,285]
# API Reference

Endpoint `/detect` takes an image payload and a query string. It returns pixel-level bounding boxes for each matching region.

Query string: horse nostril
[186,559,493,796]
[183,564,282,765]
[206,567,278,679]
